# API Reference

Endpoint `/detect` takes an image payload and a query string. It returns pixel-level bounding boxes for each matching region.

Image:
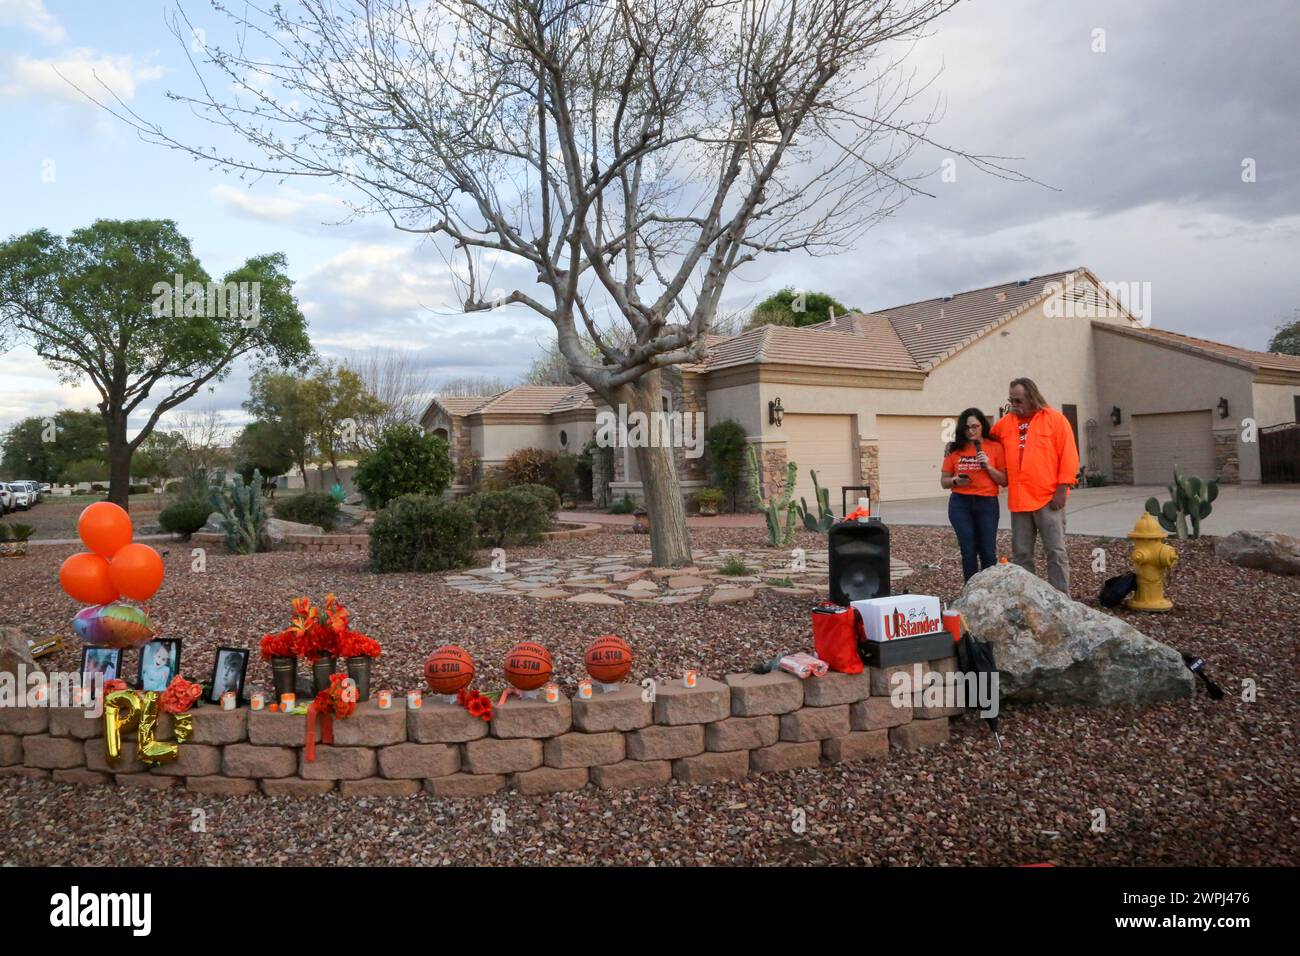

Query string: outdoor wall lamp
[1110,406,1122,426]
[769,397,785,427]
[1217,397,1230,419]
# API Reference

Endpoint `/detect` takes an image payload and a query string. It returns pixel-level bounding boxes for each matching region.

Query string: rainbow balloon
[73,603,156,650]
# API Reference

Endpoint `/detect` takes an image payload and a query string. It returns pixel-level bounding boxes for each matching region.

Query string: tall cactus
[1144,465,1218,540]
[798,468,835,533]
[209,469,269,554]
[746,443,799,547]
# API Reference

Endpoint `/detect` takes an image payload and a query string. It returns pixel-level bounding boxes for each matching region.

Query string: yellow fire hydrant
[1126,513,1178,611]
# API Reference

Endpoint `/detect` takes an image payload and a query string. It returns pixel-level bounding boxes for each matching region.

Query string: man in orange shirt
[989,377,1079,594]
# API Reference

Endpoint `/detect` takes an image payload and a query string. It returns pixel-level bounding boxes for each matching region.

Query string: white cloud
[0,48,164,104]
[209,184,351,225]
[0,0,65,44]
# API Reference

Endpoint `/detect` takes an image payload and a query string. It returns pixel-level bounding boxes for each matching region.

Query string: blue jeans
[948,493,1000,580]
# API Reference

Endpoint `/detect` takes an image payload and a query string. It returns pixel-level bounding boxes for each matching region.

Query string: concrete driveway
[873,484,1300,538]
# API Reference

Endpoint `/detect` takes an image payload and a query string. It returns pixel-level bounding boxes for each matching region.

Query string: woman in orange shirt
[941,407,1008,580]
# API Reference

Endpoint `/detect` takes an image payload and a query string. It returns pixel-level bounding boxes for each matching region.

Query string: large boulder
[266,518,323,547]
[0,625,42,679]
[952,564,1193,707]
[1215,530,1300,576]
[201,511,225,533]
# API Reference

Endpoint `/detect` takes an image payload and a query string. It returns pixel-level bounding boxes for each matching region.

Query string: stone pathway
[442,548,913,606]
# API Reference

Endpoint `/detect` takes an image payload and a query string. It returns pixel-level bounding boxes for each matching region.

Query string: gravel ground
[7,497,164,541]
[1,524,1296,866]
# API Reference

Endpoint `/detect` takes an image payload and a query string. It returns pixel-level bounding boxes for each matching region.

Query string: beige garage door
[877,415,951,501]
[1133,410,1215,484]
[782,414,857,517]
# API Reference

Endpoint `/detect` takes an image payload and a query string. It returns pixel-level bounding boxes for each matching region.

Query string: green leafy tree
[746,288,856,329]
[705,419,749,512]
[1267,308,1300,357]
[133,430,184,486]
[232,420,295,489]
[302,362,387,487]
[61,458,106,485]
[0,220,312,508]
[244,367,315,487]
[1,409,106,483]
[353,423,453,508]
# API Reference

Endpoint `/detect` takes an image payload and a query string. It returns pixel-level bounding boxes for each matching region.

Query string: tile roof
[471,385,594,415]
[816,268,1082,369]
[549,383,596,412]
[704,322,920,373]
[433,395,492,415]
[1093,322,1300,375]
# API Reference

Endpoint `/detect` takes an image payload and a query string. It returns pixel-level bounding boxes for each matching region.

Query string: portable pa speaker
[829,519,890,606]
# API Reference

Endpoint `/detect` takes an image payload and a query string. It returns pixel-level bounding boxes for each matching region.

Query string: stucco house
[421,267,1300,509]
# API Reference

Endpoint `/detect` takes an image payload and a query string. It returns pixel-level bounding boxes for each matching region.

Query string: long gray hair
[1009,377,1050,410]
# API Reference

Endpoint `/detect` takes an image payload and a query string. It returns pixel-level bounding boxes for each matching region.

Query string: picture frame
[136,638,182,693]
[80,646,123,698]
[207,647,250,705]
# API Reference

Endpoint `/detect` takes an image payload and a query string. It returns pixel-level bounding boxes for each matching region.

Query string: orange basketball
[424,645,475,695]
[584,634,633,684]
[503,641,553,691]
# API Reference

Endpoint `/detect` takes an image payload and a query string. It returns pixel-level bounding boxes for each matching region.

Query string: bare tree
[340,346,439,446]
[436,375,512,397]
[86,0,1031,565]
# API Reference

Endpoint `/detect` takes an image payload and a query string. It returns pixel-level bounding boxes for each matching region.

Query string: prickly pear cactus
[798,468,835,533]
[746,443,799,547]
[209,468,269,554]
[1144,465,1218,540]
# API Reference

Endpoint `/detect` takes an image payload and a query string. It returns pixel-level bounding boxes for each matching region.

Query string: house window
[662,395,670,412]
[559,430,568,448]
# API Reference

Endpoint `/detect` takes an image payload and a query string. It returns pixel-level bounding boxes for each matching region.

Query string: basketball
[503,641,553,690]
[424,645,475,695]
[584,634,633,684]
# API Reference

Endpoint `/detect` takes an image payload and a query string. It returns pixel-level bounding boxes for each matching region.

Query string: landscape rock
[1215,530,1300,575]
[952,563,1194,706]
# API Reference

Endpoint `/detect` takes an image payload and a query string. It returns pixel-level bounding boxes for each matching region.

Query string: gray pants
[1011,505,1070,595]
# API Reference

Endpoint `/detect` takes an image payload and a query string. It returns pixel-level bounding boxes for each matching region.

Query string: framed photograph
[80,646,123,698]
[208,647,250,704]
[136,639,181,693]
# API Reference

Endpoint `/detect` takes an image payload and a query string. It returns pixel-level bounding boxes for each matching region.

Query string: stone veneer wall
[0,665,957,797]
[1110,435,1133,485]
[857,440,881,509]
[1213,429,1240,483]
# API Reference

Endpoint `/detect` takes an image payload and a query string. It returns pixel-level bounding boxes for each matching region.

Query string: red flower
[103,678,127,695]
[337,630,381,659]
[259,630,298,660]
[159,676,202,714]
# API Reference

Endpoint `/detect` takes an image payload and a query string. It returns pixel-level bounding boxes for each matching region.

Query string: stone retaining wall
[0,662,957,797]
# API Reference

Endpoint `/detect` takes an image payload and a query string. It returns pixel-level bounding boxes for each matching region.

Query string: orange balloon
[59,552,120,605]
[109,543,165,602]
[77,501,133,559]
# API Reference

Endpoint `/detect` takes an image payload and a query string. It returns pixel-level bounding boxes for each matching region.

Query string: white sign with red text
[850,595,944,643]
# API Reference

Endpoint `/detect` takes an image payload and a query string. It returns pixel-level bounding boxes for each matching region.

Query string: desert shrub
[128,484,152,495]
[463,489,553,547]
[158,498,211,538]
[608,492,635,515]
[479,466,512,492]
[705,419,748,512]
[502,447,559,487]
[353,423,453,509]
[551,452,579,503]
[370,495,477,573]
[513,483,561,516]
[273,492,341,531]
[164,480,183,494]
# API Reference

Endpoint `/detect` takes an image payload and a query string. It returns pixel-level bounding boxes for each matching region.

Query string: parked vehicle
[0,484,13,514]
[17,480,41,503]
[8,485,32,510]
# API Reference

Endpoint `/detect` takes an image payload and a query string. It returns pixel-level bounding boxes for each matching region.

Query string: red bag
[811,603,864,674]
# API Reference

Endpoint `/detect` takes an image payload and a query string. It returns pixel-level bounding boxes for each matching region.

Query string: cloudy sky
[1,0,1297,436]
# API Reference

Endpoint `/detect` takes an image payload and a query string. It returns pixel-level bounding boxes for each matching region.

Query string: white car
[6,484,31,510]
[17,480,41,503]
[0,484,13,513]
